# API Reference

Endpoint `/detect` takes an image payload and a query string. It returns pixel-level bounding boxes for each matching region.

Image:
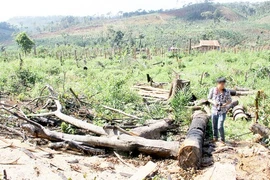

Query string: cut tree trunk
[168,79,190,99]
[178,110,209,170]
[22,123,180,158]
[250,123,270,138]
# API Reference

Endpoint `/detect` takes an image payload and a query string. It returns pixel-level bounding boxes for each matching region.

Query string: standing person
[208,77,232,144]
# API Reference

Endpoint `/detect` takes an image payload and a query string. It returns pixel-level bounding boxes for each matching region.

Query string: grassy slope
[1,50,269,140]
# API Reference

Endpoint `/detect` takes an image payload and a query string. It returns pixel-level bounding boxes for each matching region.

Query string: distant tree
[15,32,35,55]
[213,9,222,23]
[138,34,145,48]
[114,31,124,46]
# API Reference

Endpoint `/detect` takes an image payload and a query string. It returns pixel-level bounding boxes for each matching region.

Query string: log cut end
[178,111,209,170]
[178,145,201,170]
[178,129,203,170]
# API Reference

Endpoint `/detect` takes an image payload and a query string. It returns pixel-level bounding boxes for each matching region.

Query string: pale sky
[0,0,267,22]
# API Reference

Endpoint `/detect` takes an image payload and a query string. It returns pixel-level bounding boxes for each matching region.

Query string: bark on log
[250,123,270,138]
[227,100,239,110]
[22,124,180,158]
[178,111,209,170]
[131,119,173,139]
[232,105,247,120]
[228,89,254,96]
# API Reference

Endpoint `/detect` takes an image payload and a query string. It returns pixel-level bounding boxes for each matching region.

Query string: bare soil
[0,135,269,180]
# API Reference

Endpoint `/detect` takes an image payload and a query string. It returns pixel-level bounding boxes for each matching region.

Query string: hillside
[1,1,270,48]
[0,22,16,43]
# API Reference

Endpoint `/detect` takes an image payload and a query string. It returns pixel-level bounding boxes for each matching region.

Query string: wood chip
[129,161,157,180]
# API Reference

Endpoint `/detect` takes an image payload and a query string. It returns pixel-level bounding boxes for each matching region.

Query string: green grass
[1,49,270,141]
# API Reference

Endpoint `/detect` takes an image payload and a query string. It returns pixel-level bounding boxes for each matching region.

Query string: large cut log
[250,123,270,138]
[178,111,209,170]
[131,119,173,139]
[232,105,247,120]
[22,123,179,158]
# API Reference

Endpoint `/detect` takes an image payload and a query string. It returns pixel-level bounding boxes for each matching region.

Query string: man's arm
[222,92,232,107]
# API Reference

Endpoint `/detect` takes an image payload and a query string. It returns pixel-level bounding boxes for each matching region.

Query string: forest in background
[1,1,270,49]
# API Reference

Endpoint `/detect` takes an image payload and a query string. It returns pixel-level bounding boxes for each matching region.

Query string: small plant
[60,122,77,134]
[170,87,192,124]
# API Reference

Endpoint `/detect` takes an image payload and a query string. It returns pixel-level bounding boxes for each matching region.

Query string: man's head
[216,77,226,89]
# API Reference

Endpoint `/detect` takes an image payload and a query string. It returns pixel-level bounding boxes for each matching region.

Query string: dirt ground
[0,135,269,180]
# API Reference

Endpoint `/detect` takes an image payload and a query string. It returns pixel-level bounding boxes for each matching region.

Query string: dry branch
[102,105,141,120]
[27,85,107,136]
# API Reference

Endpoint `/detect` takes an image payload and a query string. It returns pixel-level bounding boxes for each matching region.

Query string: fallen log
[131,119,173,139]
[22,123,179,158]
[178,110,209,170]
[250,123,270,138]
[137,91,168,100]
[5,106,179,158]
[48,141,105,155]
[232,105,247,120]
[228,89,255,96]
[133,85,170,93]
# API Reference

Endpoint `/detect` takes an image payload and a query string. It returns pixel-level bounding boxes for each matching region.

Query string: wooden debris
[102,105,141,120]
[21,123,180,158]
[0,124,26,139]
[129,161,157,180]
[131,119,173,139]
[27,85,108,136]
[114,151,137,170]
[250,123,270,138]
